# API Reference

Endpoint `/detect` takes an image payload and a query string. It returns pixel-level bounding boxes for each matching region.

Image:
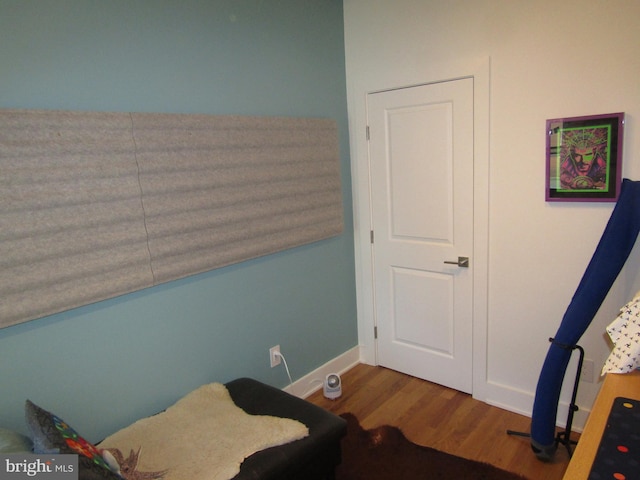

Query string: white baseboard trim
[481,380,591,433]
[283,346,361,399]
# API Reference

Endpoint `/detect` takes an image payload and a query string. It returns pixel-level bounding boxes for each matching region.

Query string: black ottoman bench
[226,378,347,480]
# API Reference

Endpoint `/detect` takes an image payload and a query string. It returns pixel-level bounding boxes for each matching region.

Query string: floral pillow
[25,400,122,480]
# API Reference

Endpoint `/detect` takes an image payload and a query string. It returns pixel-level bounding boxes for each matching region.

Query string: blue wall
[0,0,356,440]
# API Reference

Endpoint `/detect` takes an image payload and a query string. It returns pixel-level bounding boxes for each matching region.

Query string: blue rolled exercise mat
[530,179,640,460]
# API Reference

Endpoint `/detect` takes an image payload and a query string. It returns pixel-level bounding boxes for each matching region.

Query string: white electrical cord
[274,351,295,394]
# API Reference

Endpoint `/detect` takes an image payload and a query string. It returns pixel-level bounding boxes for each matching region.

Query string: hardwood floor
[306,364,577,480]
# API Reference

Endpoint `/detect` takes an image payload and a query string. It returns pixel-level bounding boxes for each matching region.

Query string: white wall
[344,0,640,428]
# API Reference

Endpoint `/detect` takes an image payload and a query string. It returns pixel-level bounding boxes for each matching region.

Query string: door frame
[351,57,490,399]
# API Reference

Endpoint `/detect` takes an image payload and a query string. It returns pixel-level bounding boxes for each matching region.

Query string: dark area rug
[336,413,527,480]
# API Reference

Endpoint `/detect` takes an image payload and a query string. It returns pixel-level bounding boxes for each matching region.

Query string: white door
[368,78,474,393]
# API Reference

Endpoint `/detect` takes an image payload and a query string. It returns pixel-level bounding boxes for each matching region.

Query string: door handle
[444,256,469,268]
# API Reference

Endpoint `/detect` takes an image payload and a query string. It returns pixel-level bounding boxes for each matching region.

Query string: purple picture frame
[546,112,625,202]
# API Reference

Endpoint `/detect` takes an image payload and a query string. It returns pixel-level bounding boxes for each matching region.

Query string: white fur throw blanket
[99,383,309,480]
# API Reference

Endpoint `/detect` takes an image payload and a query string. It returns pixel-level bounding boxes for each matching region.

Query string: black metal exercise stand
[506,338,584,458]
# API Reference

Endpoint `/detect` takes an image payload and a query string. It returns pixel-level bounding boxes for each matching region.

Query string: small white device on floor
[323,373,342,399]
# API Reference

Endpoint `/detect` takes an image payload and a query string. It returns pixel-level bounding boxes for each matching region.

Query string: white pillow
[0,427,33,453]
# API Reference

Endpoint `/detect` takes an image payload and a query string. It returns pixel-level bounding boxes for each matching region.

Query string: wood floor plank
[306,364,574,480]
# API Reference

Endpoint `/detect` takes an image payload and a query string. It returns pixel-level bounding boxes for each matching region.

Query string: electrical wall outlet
[269,345,281,368]
[581,358,595,383]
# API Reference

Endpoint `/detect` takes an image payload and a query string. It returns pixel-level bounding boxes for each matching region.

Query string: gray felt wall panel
[0,109,342,328]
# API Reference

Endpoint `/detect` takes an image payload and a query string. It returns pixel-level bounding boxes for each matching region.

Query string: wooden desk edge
[563,370,640,479]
